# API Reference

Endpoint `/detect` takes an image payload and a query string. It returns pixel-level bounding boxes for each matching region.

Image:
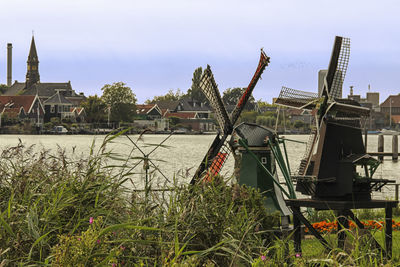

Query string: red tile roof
[2,107,23,118]
[136,104,159,115]
[381,95,400,108]
[0,95,36,112]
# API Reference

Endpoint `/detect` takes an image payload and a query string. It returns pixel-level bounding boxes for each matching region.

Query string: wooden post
[385,206,393,259]
[337,211,349,250]
[392,135,398,161]
[292,206,302,255]
[364,127,368,151]
[395,184,399,201]
[378,134,384,161]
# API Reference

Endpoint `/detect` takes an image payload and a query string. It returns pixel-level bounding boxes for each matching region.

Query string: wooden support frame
[286,199,398,259]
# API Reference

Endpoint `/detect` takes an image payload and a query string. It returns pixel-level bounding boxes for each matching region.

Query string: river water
[0,134,398,199]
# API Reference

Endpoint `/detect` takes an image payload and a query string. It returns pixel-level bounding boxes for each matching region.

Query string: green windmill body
[231,123,293,218]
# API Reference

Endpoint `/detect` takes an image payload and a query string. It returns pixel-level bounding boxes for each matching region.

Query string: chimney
[7,43,12,86]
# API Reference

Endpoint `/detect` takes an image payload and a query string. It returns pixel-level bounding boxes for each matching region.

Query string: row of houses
[3,36,218,132]
[1,37,86,127]
[0,94,85,127]
[135,98,217,132]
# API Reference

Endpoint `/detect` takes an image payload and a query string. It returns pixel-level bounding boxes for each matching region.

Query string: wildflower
[120,245,125,250]
[295,253,302,258]
[89,217,94,224]
[112,264,116,267]
[260,255,266,261]
[77,237,81,241]
[97,239,101,244]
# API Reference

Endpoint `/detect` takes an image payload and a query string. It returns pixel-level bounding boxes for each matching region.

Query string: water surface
[0,134,398,199]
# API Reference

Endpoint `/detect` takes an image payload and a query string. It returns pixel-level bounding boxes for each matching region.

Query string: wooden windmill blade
[200,65,232,134]
[190,49,270,184]
[324,36,350,99]
[190,65,233,184]
[230,50,270,124]
[274,86,319,110]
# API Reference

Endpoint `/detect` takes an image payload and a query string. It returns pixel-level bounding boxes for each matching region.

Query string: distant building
[366,92,379,107]
[3,36,86,116]
[134,103,169,131]
[43,91,74,122]
[318,69,328,97]
[347,86,380,111]
[0,95,45,126]
[152,98,215,132]
[381,95,400,116]
[136,104,163,120]
[175,97,212,118]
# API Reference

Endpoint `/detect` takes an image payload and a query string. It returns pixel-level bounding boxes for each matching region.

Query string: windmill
[190,49,270,184]
[275,36,392,200]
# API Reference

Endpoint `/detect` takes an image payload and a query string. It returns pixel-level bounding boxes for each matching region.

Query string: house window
[51,105,55,113]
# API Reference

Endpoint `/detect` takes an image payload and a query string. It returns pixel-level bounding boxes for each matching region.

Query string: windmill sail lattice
[190,50,270,184]
[275,87,319,110]
[328,37,350,99]
[199,65,232,134]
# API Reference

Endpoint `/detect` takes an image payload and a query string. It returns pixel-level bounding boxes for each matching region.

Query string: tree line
[82,67,262,124]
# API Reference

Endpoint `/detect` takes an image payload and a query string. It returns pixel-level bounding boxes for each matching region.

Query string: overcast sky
[1,0,399,103]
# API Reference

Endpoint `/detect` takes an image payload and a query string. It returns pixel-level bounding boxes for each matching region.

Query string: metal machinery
[275,36,394,201]
[189,50,296,226]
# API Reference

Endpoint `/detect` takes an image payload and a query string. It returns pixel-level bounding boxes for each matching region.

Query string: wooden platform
[286,199,398,259]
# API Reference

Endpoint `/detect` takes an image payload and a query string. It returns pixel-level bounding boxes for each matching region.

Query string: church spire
[26,35,40,88]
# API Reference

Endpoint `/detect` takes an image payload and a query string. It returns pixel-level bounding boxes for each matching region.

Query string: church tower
[25,36,40,88]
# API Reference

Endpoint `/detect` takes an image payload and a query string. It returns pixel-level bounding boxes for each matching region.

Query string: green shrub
[50,176,281,266]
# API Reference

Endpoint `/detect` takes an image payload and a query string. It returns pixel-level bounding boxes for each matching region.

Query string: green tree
[0,84,8,95]
[186,67,207,103]
[101,82,137,123]
[145,89,184,104]
[222,87,256,110]
[256,115,276,127]
[293,120,305,129]
[240,111,258,123]
[257,100,275,108]
[81,95,107,123]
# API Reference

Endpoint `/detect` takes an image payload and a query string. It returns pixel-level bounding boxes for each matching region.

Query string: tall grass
[0,136,129,265]
[0,133,398,266]
[0,134,280,266]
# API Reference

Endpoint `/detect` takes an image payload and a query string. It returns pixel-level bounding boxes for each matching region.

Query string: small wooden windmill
[190,49,270,184]
[275,36,393,201]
